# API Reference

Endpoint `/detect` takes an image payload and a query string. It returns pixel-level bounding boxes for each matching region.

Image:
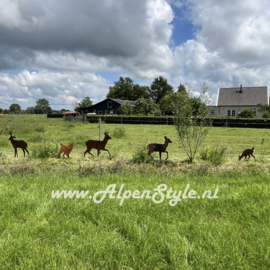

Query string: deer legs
[97,148,111,158]
[245,154,256,161]
[84,150,94,157]
[164,151,169,161]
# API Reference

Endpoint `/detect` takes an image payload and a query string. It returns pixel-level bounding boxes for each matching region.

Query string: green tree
[160,92,181,115]
[0,108,3,113]
[240,109,255,118]
[119,101,133,115]
[173,84,211,163]
[107,77,149,100]
[35,99,52,114]
[107,77,134,100]
[9,103,21,113]
[25,107,36,114]
[132,84,150,99]
[76,97,93,109]
[149,76,174,103]
[177,84,187,94]
[135,98,157,116]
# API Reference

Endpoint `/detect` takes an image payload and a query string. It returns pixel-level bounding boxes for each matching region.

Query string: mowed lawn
[0,115,269,269]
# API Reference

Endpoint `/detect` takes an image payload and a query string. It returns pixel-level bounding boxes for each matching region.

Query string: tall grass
[0,172,269,269]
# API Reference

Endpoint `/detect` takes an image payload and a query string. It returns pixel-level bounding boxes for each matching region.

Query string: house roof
[109,98,136,107]
[64,111,77,114]
[78,98,137,110]
[217,86,269,106]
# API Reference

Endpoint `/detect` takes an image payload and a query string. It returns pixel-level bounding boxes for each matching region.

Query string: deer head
[8,132,15,141]
[69,143,74,149]
[164,136,172,143]
[104,131,112,140]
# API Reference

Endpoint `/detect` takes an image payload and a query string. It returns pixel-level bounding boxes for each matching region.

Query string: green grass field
[0,115,269,269]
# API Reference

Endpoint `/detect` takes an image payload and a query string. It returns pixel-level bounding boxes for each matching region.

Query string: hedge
[86,115,270,128]
[47,114,64,118]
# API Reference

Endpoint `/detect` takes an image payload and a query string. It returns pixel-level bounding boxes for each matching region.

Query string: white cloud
[0,0,270,109]
[0,70,109,109]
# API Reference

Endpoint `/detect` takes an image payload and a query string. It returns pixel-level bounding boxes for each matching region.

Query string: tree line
[106,76,208,117]
[0,76,208,117]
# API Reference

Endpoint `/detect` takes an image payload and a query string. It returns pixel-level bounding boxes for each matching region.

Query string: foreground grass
[0,172,269,269]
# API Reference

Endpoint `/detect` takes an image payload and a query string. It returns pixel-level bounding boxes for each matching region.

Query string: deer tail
[252,147,254,151]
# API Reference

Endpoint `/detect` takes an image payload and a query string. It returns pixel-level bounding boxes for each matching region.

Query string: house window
[108,101,112,108]
[93,109,96,113]
[253,108,257,116]
[210,109,215,115]
[98,110,103,115]
[227,110,236,117]
[110,110,115,114]
[105,110,108,114]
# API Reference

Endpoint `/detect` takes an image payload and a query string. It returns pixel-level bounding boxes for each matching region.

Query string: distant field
[0,115,269,269]
[0,114,270,162]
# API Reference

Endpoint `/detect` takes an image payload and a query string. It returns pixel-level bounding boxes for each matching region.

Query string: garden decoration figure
[84,131,112,158]
[8,132,29,157]
[147,136,172,161]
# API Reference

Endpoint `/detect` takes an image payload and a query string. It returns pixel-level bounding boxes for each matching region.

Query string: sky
[0,0,270,110]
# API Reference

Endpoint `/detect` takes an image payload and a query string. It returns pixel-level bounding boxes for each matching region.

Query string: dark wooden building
[81,98,136,115]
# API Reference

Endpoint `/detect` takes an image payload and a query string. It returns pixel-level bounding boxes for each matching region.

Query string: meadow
[0,115,269,269]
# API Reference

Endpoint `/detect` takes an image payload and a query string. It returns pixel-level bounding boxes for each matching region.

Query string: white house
[208,85,269,118]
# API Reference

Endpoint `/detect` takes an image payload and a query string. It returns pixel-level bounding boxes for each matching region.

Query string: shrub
[262,111,270,119]
[32,142,59,158]
[200,145,227,165]
[240,109,255,118]
[131,144,152,164]
[113,127,126,138]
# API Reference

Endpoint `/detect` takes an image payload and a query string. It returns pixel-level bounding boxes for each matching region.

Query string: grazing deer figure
[239,147,256,161]
[58,143,74,158]
[8,132,29,158]
[147,136,172,161]
[84,131,112,158]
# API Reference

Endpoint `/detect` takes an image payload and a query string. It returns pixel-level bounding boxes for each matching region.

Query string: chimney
[239,85,242,93]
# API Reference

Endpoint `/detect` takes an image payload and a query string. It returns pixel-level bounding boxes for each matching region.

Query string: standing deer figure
[84,131,112,158]
[58,143,74,158]
[239,147,256,161]
[147,136,172,161]
[8,132,29,157]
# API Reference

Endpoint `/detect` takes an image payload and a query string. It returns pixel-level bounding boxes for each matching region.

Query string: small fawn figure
[239,147,256,161]
[147,136,172,161]
[84,131,112,158]
[8,132,29,157]
[58,143,74,158]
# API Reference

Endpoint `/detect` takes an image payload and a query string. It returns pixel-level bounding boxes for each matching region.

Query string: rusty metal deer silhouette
[147,136,172,161]
[239,147,256,161]
[84,131,112,158]
[8,132,29,157]
[58,143,74,158]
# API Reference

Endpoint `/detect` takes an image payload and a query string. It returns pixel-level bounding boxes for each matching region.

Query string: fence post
[99,117,101,140]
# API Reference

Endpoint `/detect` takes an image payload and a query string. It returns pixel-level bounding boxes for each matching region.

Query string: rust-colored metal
[8,132,29,157]
[84,131,112,158]
[147,136,172,161]
[58,143,74,158]
[239,147,256,161]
